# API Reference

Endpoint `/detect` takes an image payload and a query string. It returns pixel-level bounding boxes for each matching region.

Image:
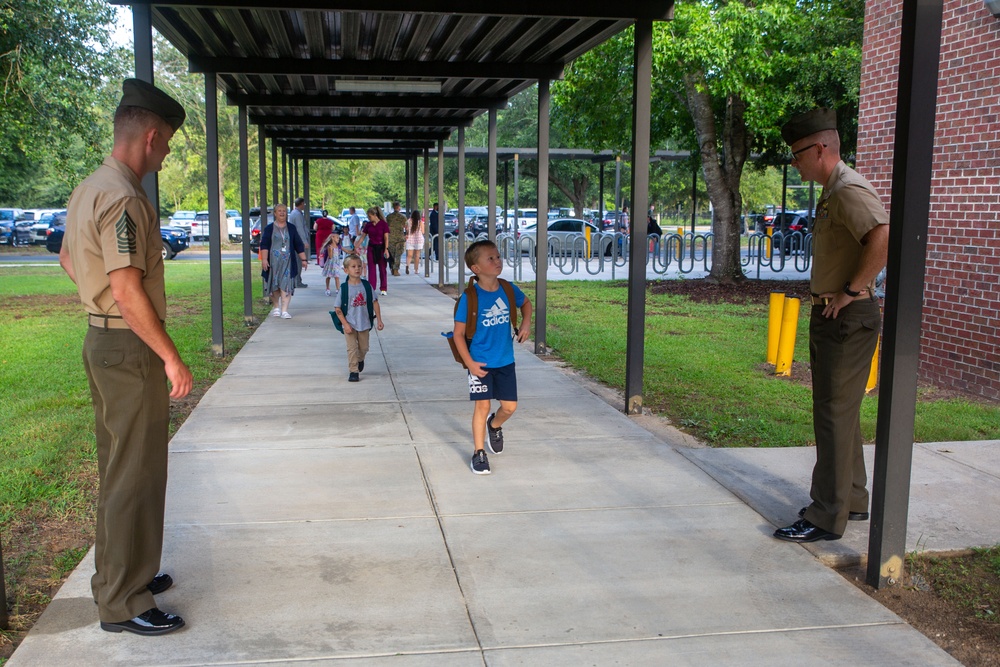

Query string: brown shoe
[392,270,400,276]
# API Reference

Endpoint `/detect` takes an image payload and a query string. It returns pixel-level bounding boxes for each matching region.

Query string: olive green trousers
[803,297,881,536]
[83,326,169,623]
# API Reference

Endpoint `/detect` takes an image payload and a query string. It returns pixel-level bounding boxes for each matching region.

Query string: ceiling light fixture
[334,80,442,94]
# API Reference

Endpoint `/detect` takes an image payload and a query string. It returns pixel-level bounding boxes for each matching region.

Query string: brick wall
[858,0,1000,399]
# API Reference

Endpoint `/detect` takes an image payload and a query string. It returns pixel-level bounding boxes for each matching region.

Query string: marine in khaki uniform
[772,108,890,543]
[60,79,192,635]
[386,201,408,276]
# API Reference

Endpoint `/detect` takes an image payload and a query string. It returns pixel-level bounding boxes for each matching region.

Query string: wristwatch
[843,282,861,297]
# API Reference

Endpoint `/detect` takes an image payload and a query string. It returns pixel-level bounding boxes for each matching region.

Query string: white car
[226,209,243,242]
[26,209,62,244]
[169,210,196,235]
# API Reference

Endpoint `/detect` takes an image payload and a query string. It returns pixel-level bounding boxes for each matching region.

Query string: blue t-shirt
[455,281,526,369]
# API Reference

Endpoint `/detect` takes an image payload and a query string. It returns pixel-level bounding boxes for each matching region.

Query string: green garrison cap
[781,108,837,145]
[117,78,186,131]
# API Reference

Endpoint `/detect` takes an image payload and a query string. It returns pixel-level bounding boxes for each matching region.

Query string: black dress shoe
[100,607,185,636]
[147,573,173,595]
[358,360,364,372]
[773,519,841,543]
[798,507,870,522]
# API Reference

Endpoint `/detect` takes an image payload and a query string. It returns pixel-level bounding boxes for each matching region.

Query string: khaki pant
[344,328,371,372]
[389,238,406,274]
[803,297,881,536]
[83,327,169,622]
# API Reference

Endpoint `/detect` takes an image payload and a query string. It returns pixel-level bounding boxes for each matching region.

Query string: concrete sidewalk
[9,272,971,665]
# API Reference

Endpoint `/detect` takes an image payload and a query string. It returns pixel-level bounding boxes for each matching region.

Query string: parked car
[442,212,458,237]
[466,214,490,235]
[517,218,611,256]
[248,207,274,253]
[29,210,64,244]
[169,210,196,234]
[189,211,210,241]
[46,219,188,260]
[160,225,190,259]
[0,208,31,246]
[226,209,243,242]
[769,212,812,253]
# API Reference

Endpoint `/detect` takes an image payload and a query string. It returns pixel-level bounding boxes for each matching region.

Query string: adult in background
[386,201,407,276]
[404,209,424,275]
[772,108,889,544]
[357,205,390,294]
[346,206,362,250]
[60,78,191,636]
[428,202,439,260]
[288,197,310,287]
[260,202,308,319]
[313,208,335,266]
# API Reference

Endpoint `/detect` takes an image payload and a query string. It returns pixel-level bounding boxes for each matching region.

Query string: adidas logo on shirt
[481,297,510,327]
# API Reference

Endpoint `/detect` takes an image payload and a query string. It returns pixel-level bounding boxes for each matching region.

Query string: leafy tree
[0,0,128,205]
[554,0,864,282]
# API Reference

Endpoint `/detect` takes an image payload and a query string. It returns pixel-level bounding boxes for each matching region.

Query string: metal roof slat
[259,9,295,58]
[302,11,327,59]
[401,14,434,60]
[176,7,232,57]
[435,15,483,61]
[340,12,361,60]
[371,13,403,60]
[218,9,264,58]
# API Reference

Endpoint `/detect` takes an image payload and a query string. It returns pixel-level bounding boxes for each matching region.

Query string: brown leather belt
[88,314,131,330]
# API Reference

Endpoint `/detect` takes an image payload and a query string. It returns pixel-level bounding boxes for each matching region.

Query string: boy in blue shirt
[452,240,532,474]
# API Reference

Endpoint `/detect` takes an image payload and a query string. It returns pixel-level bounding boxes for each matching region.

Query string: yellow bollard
[774,296,800,376]
[766,292,785,365]
[585,224,591,256]
[765,226,774,259]
[676,227,684,260]
[866,335,881,393]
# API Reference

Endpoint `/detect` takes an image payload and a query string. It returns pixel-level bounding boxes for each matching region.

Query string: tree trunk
[683,72,748,284]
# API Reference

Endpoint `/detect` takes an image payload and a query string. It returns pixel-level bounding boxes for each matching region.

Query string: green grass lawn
[540,280,1000,447]
[0,261,268,657]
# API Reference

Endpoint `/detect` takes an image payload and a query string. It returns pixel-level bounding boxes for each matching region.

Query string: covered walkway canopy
[112,0,947,591]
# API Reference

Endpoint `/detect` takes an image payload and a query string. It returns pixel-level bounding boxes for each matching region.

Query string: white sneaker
[325,289,331,296]
[270,308,281,317]
[281,311,292,319]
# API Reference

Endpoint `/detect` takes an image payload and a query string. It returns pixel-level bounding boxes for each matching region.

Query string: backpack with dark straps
[329,280,375,334]
[445,277,517,367]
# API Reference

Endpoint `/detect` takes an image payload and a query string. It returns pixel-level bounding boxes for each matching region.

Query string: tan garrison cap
[117,78,186,131]
[781,108,836,145]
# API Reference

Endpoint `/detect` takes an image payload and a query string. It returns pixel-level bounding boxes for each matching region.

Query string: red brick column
[858,0,1000,399]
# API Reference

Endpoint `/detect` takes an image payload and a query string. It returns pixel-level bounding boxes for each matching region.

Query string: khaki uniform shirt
[386,211,407,245]
[65,156,166,321]
[810,161,889,294]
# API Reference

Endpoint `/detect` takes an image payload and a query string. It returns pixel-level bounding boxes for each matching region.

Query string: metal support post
[488,108,498,242]
[624,19,653,415]
[132,5,159,216]
[423,149,430,277]
[238,106,255,325]
[205,73,225,357]
[271,140,278,206]
[457,126,466,286]
[534,79,550,354]
[437,139,445,287]
[866,0,943,590]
